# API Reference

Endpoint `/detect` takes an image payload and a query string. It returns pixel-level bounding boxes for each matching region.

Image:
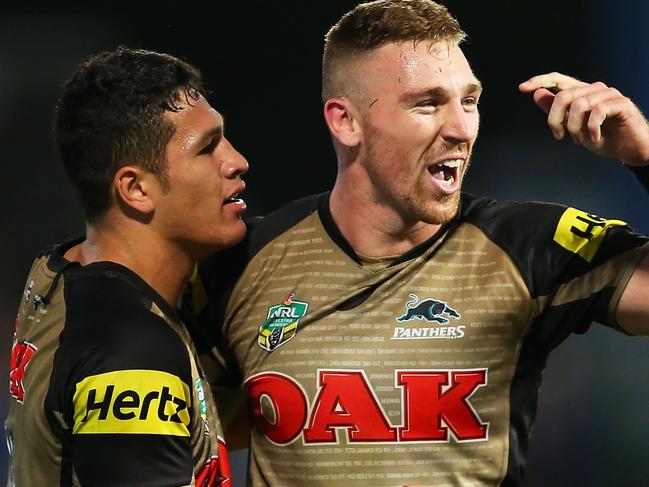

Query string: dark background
[1,2,648,485]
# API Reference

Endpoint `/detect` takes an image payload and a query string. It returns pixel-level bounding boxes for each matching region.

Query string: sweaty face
[156,96,248,258]
[354,41,481,225]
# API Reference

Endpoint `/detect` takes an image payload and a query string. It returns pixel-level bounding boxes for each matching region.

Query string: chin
[186,223,248,259]
[421,191,461,225]
[214,225,247,251]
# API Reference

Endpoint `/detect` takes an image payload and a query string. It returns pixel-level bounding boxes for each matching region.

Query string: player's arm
[520,72,649,334]
[48,310,199,486]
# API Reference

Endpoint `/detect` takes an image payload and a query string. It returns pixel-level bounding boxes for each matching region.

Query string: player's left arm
[520,72,649,334]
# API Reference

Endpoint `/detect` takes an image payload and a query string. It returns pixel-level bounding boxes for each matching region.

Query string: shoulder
[60,266,191,377]
[460,193,566,232]
[198,192,323,294]
[458,193,648,297]
[246,192,323,252]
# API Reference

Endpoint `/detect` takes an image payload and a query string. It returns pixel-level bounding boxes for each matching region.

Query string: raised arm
[520,72,649,334]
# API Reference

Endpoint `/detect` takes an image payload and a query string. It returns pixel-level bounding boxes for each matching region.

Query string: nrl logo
[258,293,309,352]
[393,294,464,340]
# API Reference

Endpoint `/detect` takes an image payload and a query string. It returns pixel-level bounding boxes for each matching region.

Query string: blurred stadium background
[1,2,647,485]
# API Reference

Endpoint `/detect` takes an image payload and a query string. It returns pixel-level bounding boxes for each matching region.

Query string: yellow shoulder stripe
[553,207,627,262]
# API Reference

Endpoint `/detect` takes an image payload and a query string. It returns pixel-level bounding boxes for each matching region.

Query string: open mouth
[223,192,244,205]
[428,159,462,191]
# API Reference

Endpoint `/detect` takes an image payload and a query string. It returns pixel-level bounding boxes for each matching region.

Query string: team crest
[396,294,461,324]
[392,294,465,341]
[258,293,308,352]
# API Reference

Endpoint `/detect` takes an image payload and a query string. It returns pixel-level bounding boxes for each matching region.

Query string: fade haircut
[322,0,466,101]
[54,47,204,223]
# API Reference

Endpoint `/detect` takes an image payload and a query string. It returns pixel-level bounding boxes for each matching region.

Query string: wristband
[630,164,649,193]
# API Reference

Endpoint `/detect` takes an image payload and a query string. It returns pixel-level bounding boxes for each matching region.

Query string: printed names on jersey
[231,221,530,485]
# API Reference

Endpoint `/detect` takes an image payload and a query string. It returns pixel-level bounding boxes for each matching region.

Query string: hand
[519,72,649,166]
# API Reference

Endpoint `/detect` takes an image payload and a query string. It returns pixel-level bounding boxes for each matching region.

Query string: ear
[113,166,157,215]
[323,97,362,148]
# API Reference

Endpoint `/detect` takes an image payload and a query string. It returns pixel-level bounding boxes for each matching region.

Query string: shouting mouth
[428,158,463,194]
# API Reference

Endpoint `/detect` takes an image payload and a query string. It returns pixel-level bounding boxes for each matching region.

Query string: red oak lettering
[244,368,488,445]
[245,372,308,445]
[397,369,488,441]
[303,370,397,443]
[9,341,37,403]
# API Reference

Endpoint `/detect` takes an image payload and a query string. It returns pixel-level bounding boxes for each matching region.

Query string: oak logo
[73,370,190,436]
[245,369,488,446]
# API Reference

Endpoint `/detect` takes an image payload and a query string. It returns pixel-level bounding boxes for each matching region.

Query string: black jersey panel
[57,268,192,379]
[503,286,621,486]
[501,347,547,487]
[72,434,192,486]
[465,199,648,300]
[538,287,623,346]
[46,267,195,486]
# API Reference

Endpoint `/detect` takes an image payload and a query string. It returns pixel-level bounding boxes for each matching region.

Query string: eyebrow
[194,119,225,150]
[400,81,483,104]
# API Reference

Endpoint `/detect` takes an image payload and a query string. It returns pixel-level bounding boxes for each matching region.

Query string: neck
[65,216,193,307]
[329,173,441,258]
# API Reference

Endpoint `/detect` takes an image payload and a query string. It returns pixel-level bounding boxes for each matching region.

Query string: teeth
[438,176,455,188]
[440,159,462,169]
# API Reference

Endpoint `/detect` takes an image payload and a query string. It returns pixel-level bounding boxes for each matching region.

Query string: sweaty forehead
[166,97,223,149]
[167,96,219,123]
[351,40,477,97]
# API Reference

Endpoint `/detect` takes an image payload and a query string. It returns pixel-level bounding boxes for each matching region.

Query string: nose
[221,138,249,179]
[440,101,477,145]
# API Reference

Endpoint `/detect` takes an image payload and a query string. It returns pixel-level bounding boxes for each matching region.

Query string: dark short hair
[322,0,466,101]
[54,47,204,222]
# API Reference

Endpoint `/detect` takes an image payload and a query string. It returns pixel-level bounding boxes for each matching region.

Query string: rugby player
[190,1,649,485]
[6,47,248,485]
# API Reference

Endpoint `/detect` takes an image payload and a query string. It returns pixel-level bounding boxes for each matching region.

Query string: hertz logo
[553,207,627,262]
[73,370,191,436]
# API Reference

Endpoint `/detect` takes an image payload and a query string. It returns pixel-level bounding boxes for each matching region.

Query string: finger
[586,95,628,144]
[547,82,608,140]
[587,103,607,144]
[566,87,621,144]
[532,88,555,114]
[519,72,588,93]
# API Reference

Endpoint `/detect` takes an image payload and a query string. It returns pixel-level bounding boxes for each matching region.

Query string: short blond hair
[322,0,466,102]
